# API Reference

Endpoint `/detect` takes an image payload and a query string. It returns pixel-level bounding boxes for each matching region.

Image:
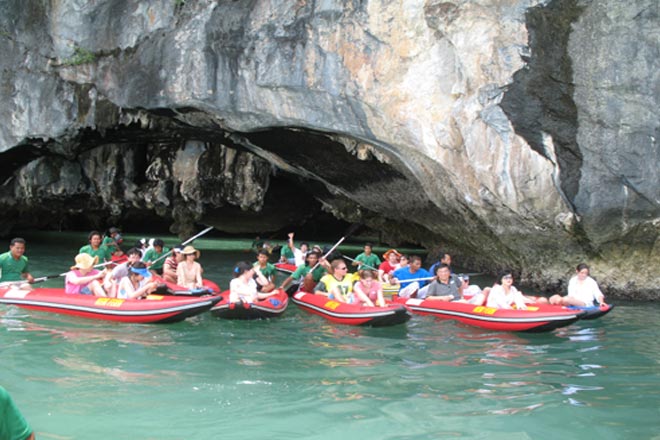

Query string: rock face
[0,0,658,298]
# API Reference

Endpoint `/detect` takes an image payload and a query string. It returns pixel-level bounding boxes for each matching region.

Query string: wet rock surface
[0,0,657,298]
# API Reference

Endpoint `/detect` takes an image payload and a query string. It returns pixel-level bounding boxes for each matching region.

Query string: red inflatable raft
[274,262,297,274]
[292,291,411,327]
[0,287,221,324]
[390,296,584,332]
[210,289,289,320]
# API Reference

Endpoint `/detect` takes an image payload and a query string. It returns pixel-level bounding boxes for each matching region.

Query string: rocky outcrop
[0,0,657,298]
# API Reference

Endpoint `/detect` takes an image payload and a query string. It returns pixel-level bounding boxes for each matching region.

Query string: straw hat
[71,253,99,270]
[382,249,401,260]
[181,245,200,258]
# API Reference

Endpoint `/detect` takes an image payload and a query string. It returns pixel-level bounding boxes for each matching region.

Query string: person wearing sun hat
[64,253,107,296]
[378,248,401,283]
[116,261,157,299]
[177,245,203,289]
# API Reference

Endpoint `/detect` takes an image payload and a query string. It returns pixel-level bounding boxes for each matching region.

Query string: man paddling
[0,238,35,287]
[79,230,113,263]
[351,242,381,271]
[391,255,432,298]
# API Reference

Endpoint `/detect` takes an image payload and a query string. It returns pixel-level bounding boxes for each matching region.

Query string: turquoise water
[1,232,659,439]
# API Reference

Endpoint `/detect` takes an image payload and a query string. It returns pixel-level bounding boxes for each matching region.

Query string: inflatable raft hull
[274,263,297,274]
[151,275,221,295]
[0,287,221,324]
[568,304,614,320]
[390,296,583,332]
[292,291,411,327]
[210,289,289,320]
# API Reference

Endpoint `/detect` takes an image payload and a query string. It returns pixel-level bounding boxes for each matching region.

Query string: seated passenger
[102,227,123,252]
[314,259,353,303]
[378,248,401,283]
[143,239,170,276]
[286,232,309,266]
[229,261,277,303]
[486,271,527,310]
[279,251,327,293]
[279,235,296,264]
[116,262,157,299]
[423,265,487,304]
[163,246,183,284]
[352,270,385,307]
[422,264,463,301]
[177,246,203,289]
[351,243,381,271]
[65,253,107,297]
[79,230,113,263]
[0,237,34,288]
[253,249,277,293]
[104,247,142,297]
[391,255,432,298]
[549,263,605,307]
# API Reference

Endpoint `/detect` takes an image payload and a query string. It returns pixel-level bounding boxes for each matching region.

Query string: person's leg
[398,282,420,298]
[88,280,107,297]
[417,285,430,299]
[560,296,588,307]
[549,294,562,305]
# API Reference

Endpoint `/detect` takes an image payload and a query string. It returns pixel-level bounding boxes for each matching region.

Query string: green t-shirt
[102,236,120,249]
[280,245,295,260]
[291,264,327,282]
[354,252,381,271]
[0,251,29,282]
[253,262,277,279]
[143,247,170,271]
[0,386,33,440]
[79,244,112,262]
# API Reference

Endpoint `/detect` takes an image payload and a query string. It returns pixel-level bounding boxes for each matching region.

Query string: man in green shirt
[279,238,295,264]
[0,238,34,285]
[143,239,170,275]
[102,226,123,252]
[352,243,381,271]
[279,251,328,293]
[0,386,34,440]
[79,231,112,263]
[253,249,276,292]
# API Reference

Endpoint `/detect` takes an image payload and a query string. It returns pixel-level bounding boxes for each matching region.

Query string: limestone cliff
[0,0,657,298]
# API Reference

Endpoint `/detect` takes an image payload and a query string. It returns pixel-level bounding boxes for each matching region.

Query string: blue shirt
[393,267,432,289]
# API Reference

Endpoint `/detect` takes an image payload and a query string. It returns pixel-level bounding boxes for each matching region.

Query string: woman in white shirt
[229,261,278,304]
[550,263,605,307]
[117,262,157,299]
[486,271,528,310]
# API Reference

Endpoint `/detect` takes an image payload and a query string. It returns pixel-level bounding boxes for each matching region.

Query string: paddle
[309,223,363,271]
[0,260,116,288]
[147,226,214,267]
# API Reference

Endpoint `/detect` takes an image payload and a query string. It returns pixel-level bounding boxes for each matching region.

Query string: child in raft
[229,261,279,304]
